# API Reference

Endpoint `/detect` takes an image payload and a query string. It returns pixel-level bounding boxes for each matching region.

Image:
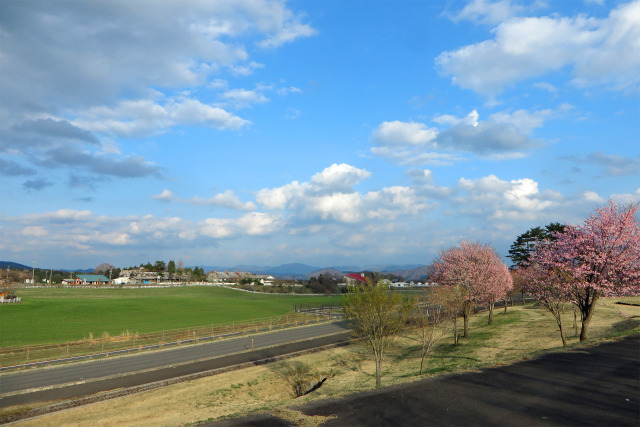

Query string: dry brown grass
[12,297,640,427]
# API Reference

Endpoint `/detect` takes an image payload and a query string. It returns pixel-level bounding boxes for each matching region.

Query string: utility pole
[32,260,36,284]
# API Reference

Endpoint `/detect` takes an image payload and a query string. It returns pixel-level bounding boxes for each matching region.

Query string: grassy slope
[7,297,639,426]
[0,287,343,346]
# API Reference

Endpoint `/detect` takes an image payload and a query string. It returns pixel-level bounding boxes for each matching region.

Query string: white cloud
[152,189,255,211]
[191,190,257,211]
[75,98,249,137]
[610,188,640,205]
[256,181,307,210]
[152,189,175,201]
[371,108,555,165]
[256,163,431,224]
[583,190,606,203]
[0,1,316,116]
[22,226,49,237]
[310,163,371,192]
[449,0,526,25]
[437,1,640,97]
[371,121,438,147]
[458,174,555,221]
[221,89,270,109]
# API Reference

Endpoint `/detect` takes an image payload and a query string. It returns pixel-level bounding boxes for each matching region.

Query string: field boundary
[0,311,340,370]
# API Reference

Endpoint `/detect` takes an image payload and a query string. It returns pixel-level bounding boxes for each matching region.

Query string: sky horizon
[1,0,639,270]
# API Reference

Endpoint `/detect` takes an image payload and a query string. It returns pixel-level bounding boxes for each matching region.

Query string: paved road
[214,334,640,426]
[0,321,350,406]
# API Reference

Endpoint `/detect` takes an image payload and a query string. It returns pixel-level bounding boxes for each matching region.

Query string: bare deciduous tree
[342,281,413,387]
[409,287,457,374]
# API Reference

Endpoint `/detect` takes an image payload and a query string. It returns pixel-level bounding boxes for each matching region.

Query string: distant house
[344,273,368,286]
[76,274,110,285]
[251,274,275,285]
[207,271,250,284]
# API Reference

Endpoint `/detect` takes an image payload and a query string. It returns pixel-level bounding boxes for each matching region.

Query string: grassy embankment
[0,286,343,347]
[7,296,639,426]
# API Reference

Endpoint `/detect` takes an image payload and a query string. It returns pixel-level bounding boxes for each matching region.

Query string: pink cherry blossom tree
[521,255,573,346]
[530,201,640,341]
[482,262,513,325]
[429,241,512,337]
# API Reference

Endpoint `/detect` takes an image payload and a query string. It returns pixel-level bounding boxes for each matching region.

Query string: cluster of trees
[102,260,207,282]
[344,241,512,386]
[343,200,639,386]
[512,200,640,345]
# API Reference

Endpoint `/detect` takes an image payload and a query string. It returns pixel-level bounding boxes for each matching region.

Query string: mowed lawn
[0,287,343,347]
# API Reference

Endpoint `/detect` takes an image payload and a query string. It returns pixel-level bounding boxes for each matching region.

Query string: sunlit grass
[0,287,343,346]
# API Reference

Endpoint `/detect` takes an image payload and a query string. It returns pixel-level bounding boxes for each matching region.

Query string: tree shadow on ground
[606,318,640,335]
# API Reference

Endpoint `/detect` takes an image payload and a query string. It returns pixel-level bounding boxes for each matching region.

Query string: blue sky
[1,0,639,270]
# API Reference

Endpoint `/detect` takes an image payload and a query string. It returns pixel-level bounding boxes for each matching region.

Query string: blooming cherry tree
[429,241,512,337]
[530,201,640,341]
[522,254,573,346]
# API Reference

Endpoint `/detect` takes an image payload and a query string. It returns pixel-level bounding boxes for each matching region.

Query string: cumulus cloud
[221,89,270,109]
[1,207,285,261]
[371,108,555,165]
[437,1,640,97]
[256,163,431,223]
[457,174,555,221]
[75,98,249,137]
[0,0,316,115]
[310,163,372,192]
[0,0,313,186]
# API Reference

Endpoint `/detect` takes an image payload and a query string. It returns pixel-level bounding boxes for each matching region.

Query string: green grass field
[0,287,343,347]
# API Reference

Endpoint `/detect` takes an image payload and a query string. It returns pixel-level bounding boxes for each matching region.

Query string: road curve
[0,321,350,408]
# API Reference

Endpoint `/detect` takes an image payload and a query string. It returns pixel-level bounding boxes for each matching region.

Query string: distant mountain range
[1,261,428,281]
[0,261,92,273]
[0,261,32,270]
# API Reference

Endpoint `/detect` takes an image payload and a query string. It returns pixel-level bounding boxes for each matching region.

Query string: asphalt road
[0,321,350,408]
[214,333,640,427]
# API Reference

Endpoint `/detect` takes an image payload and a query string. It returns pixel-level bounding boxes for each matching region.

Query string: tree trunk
[579,291,599,341]
[550,303,567,346]
[463,312,469,337]
[452,317,459,345]
[463,303,472,337]
[488,301,494,325]
[556,314,567,347]
[572,304,579,337]
[375,356,382,387]
[503,298,508,313]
